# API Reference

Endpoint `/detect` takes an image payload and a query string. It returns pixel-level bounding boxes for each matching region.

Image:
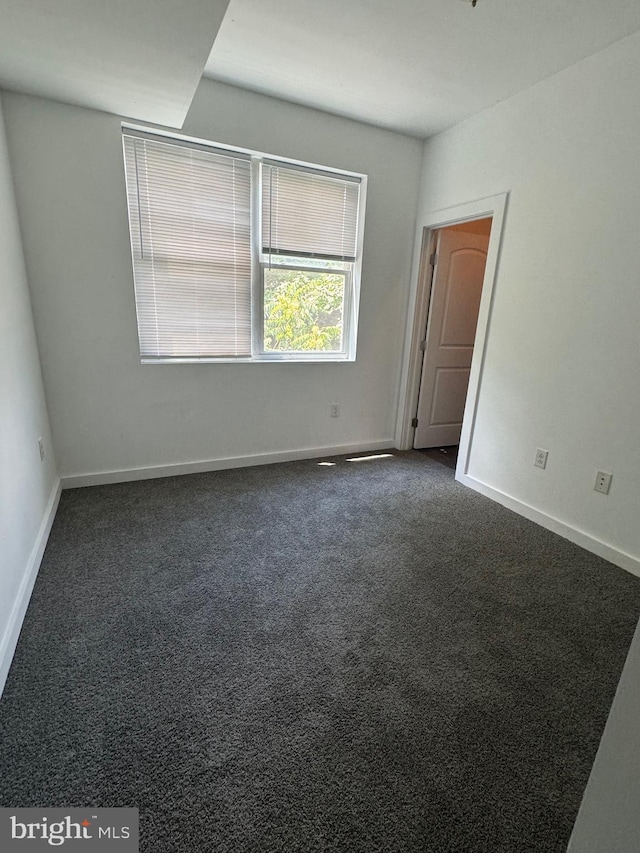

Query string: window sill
[140,356,356,365]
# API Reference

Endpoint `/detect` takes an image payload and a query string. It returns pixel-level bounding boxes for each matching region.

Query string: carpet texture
[1,451,639,852]
[417,446,459,471]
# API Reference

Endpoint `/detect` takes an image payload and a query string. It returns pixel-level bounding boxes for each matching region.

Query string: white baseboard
[457,472,640,578]
[61,440,396,489]
[0,478,61,697]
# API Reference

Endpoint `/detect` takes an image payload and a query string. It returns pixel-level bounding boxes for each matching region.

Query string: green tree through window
[263,268,345,352]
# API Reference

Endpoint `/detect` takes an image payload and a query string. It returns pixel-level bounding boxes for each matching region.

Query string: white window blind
[123,132,252,359]
[261,163,360,262]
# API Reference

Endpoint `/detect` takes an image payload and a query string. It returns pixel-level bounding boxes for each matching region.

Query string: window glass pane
[263,268,346,353]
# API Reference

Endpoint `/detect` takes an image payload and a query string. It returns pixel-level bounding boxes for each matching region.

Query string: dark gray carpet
[1,451,639,852]
[418,445,459,471]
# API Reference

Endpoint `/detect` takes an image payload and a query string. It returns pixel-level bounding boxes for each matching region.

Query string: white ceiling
[0,0,231,128]
[205,0,640,138]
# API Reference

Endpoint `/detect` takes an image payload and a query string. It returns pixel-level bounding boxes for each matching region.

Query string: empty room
[1,1,640,851]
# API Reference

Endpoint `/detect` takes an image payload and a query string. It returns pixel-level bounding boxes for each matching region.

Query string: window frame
[122,123,367,365]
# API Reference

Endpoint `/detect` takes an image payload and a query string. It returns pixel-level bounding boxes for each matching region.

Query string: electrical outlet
[534,448,548,469]
[38,437,45,460]
[330,403,340,418]
[594,470,612,495]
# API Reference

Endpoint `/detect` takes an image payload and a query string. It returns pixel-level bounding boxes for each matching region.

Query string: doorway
[394,192,507,479]
[413,218,492,460]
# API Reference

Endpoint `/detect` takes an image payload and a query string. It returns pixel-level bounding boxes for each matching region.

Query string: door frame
[394,193,508,479]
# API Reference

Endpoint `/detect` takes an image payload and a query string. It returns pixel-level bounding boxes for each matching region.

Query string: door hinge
[430,252,438,266]
[411,417,419,428]
[419,339,427,351]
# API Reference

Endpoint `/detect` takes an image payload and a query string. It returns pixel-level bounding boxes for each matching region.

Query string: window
[122,128,366,362]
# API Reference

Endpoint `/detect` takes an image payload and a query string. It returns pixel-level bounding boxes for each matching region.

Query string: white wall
[412,33,640,846]
[0,92,58,692]
[568,619,640,852]
[414,31,640,569]
[2,80,422,481]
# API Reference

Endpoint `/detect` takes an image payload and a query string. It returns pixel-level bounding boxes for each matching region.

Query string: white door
[414,228,488,449]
